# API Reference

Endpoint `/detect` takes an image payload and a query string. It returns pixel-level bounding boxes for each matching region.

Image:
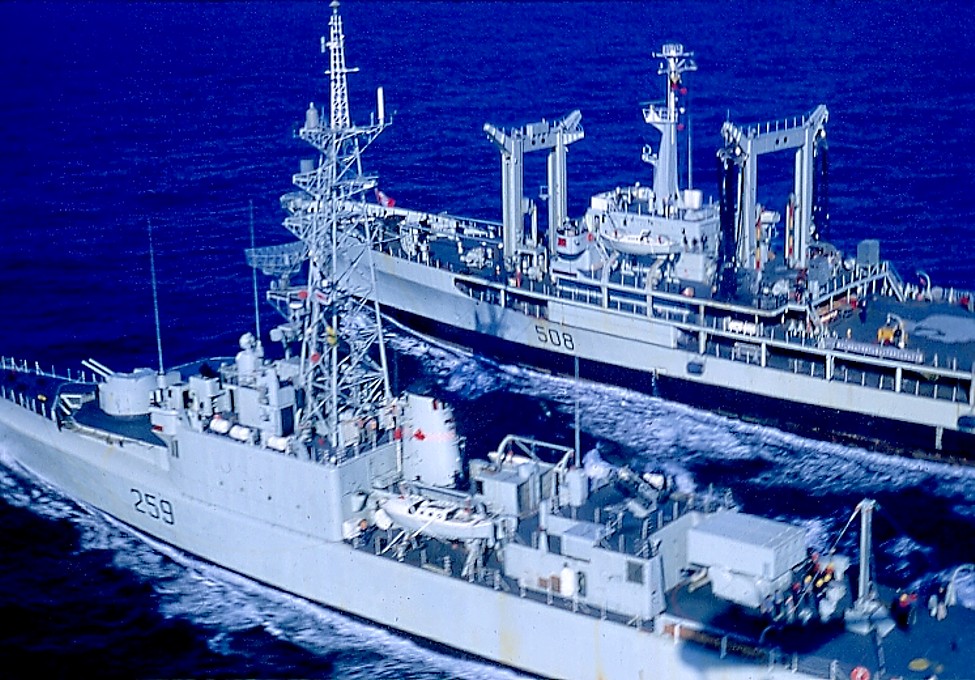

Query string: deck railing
[0,356,96,383]
[377,240,974,409]
[0,356,99,421]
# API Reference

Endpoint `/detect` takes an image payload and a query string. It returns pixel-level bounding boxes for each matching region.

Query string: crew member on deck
[892,591,918,628]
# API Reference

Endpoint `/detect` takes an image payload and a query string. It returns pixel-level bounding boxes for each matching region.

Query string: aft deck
[349,459,975,680]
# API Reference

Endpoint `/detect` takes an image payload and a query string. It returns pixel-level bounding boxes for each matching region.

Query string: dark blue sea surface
[2,1,975,677]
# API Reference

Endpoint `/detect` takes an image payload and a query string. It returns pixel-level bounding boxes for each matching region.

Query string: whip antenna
[148,219,165,374]
[249,201,262,347]
[574,356,581,467]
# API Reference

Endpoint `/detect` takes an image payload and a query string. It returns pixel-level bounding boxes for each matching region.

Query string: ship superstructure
[329,38,975,460]
[586,43,720,288]
[2,3,975,679]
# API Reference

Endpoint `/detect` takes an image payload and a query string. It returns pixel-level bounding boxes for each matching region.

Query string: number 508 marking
[534,325,575,351]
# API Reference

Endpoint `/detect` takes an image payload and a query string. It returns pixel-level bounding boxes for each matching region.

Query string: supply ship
[330,29,975,460]
[2,3,974,679]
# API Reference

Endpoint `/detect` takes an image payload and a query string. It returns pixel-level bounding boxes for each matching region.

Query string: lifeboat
[600,229,681,256]
[379,495,495,541]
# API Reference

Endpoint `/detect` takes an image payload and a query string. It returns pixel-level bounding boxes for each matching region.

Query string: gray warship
[331,33,975,461]
[2,3,974,679]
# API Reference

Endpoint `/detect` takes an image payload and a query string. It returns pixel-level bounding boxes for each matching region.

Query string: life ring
[850,666,870,680]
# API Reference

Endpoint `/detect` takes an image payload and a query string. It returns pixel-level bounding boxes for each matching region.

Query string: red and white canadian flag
[375,188,396,208]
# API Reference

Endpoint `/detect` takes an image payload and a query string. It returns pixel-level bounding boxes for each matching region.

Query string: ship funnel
[399,394,462,488]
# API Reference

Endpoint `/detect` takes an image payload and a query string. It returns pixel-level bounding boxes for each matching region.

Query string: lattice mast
[327,1,353,131]
[285,0,390,447]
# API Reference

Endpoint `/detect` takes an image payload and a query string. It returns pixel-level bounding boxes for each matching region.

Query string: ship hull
[361,251,975,461]
[391,306,974,458]
[0,398,817,680]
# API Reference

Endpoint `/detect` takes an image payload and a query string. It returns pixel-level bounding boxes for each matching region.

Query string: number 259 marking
[131,488,175,525]
[534,325,575,351]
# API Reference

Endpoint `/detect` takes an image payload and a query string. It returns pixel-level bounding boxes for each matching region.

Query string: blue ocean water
[1,1,975,677]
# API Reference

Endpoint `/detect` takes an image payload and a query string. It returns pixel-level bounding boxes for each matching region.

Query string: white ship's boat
[378,494,496,542]
[599,229,680,256]
[2,4,974,680]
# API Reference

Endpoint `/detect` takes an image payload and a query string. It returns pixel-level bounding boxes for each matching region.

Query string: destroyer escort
[2,3,974,679]
[332,39,975,460]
